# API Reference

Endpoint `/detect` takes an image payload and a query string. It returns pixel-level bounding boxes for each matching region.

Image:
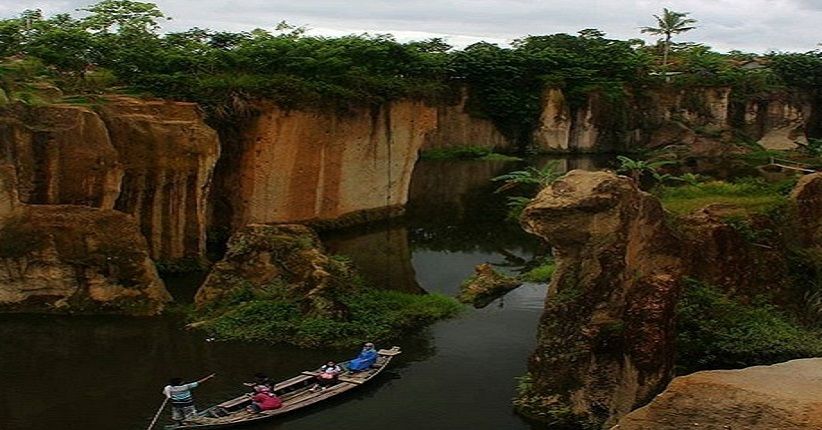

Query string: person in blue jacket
[347,342,378,372]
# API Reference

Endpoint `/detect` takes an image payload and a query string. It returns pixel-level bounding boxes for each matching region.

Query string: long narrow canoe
[164,346,402,430]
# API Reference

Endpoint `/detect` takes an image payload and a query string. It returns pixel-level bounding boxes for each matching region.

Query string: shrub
[655,178,787,215]
[198,289,462,347]
[676,280,822,372]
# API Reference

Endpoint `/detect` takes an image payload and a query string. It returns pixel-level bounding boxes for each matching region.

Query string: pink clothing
[252,392,282,410]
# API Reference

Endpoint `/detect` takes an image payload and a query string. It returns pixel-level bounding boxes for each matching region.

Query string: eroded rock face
[215,101,437,230]
[791,172,822,251]
[533,89,573,152]
[423,90,514,152]
[0,104,122,208]
[677,205,791,297]
[518,170,684,428]
[99,97,220,263]
[0,165,170,315]
[742,94,812,150]
[195,224,354,318]
[614,358,822,430]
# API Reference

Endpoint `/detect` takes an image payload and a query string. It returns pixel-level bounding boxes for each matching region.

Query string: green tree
[641,8,697,76]
[78,0,168,34]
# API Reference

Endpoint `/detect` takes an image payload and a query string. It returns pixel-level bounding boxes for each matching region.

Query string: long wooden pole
[146,396,169,430]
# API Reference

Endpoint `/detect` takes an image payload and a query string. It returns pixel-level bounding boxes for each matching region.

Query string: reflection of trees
[407,161,535,254]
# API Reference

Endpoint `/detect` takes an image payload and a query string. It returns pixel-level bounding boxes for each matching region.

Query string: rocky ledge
[614,358,822,430]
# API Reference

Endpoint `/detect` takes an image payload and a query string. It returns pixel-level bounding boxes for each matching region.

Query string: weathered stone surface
[518,170,684,428]
[0,165,170,315]
[613,358,822,430]
[457,263,521,308]
[0,165,17,220]
[532,89,572,152]
[677,205,791,297]
[0,103,123,208]
[743,95,812,150]
[216,101,437,230]
[791,172,822,250]
[98,97,220,263]
[195,224,354,318]
[423,90,514,152]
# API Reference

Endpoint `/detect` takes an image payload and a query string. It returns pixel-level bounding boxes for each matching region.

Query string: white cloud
[3,0,820,52]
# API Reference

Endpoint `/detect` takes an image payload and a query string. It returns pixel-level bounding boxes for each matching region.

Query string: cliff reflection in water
[324,156,610,295]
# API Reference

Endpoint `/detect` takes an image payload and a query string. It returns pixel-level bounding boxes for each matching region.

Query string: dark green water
[0,156,608,430]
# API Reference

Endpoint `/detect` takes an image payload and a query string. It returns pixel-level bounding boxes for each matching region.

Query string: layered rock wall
[99,97,220,262]
[0,165,170,315]
[423,90,514,152]
[0,104,122,208]
[739,93,813,150]
[0,99,220,264]
[216,101,437,230]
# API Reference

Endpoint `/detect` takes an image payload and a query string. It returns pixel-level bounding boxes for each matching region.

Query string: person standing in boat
[163,373,215,424]
[347,342,378,372]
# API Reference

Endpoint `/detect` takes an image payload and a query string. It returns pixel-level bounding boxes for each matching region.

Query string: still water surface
[0,156,608,430]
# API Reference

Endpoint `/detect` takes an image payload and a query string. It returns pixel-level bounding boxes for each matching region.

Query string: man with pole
[160,373,216,426]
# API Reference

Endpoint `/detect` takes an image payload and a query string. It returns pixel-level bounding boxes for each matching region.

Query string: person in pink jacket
[246,386,282,413]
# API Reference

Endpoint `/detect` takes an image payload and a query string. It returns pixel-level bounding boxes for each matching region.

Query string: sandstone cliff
[791,172,822,252]
[98,97,220,263]
[517,170,684,428]
[0,165,170,315]
[423,91,515,152]
[614,358,822,430]
[213,101,437,230]
[531,86,814,152]
[0,104,122,208]
[0,98,220,264]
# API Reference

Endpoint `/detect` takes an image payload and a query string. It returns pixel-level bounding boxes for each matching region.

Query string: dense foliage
[2,1,821,141]
[676,279,822,372]
[198,288,462,347]
[655,177,790,215]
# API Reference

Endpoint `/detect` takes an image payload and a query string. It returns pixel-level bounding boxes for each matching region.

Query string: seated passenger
[347,342,378,372]
[243,372,273,392]
[314,361,342,389]
[246,386,282,413]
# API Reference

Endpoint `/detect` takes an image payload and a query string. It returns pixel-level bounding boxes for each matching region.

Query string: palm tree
[641,8,697,77]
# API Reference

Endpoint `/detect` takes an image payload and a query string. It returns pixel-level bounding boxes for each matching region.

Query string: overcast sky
[3,0,821,53]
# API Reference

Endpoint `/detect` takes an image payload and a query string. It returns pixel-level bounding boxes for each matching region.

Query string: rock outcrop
[791,172,822,251]
[214,101,437,231]
[613,358,822,430]
[457,263,521,308]
[195,224,354,318]
[677,205,792,298]
[99,97,220,263]
[0,104,122,208]
[741,93,812,150]
[0,165,170,315]
[0,98,220,264]
[517,170,684,428]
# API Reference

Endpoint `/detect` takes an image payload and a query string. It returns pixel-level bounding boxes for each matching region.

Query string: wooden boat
[165,346,402,429]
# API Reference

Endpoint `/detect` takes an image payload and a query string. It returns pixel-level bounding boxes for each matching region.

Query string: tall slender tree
[641,8,697,77]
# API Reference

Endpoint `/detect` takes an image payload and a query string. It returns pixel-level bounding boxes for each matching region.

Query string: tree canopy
[1,1,819,143]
